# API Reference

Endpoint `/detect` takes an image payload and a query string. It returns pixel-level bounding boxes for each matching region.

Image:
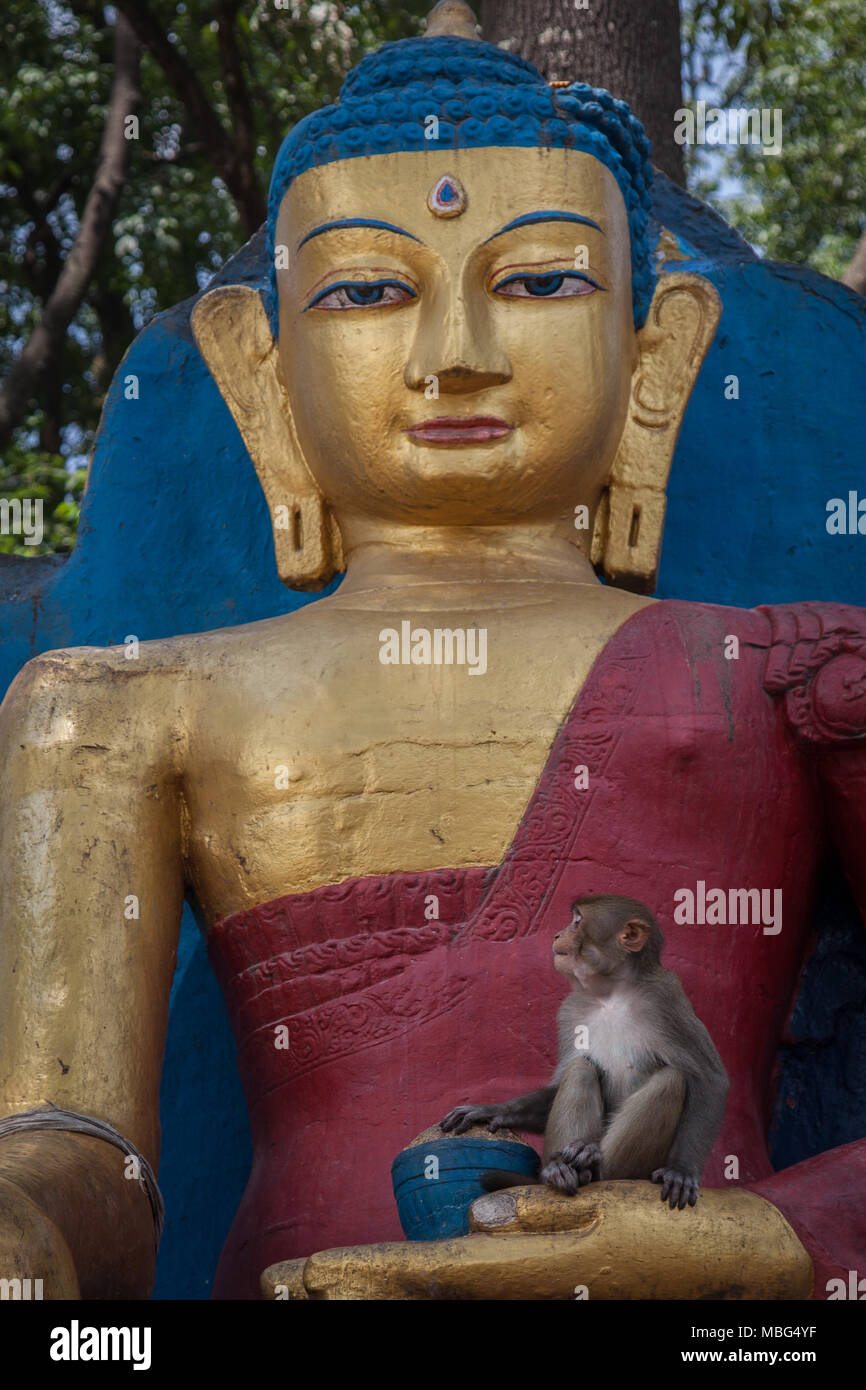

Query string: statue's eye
[493,271,600,299]
[306,279,417,311]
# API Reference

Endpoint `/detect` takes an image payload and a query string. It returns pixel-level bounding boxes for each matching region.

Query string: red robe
[207,599,866,1299]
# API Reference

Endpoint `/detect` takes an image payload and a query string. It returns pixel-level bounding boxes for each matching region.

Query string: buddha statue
[1,1,864,1302]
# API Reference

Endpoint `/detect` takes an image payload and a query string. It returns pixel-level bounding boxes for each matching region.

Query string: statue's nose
[404,277,512,394]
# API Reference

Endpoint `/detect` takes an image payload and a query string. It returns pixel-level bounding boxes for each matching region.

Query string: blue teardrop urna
[428,174,467,218]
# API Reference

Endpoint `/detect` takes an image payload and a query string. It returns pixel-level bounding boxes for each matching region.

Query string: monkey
[440,894,729,1208]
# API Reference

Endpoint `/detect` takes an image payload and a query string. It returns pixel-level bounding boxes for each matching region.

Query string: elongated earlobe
[191,285,343,590]
[591,268,722,593]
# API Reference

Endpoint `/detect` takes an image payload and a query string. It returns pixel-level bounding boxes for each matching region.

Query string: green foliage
[0,0,427,553]
[3,1,863,555]
[0,441,86,554]
[683,0,866,277]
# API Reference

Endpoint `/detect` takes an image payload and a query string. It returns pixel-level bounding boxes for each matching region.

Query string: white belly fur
[563,991,662,1108]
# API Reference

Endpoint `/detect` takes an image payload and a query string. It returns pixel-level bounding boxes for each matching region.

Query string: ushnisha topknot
[266,22,655,332]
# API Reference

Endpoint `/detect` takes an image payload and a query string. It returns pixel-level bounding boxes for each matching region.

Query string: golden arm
[0,648,186,1298]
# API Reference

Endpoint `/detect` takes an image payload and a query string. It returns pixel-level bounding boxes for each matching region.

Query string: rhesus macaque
[441,895,729,1208]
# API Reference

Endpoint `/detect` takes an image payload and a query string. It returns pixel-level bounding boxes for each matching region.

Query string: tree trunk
[114,0,267,235]
[90,273,136,399]
[0,14,141,451]
[38,339,64,456]
[480,0,685,184]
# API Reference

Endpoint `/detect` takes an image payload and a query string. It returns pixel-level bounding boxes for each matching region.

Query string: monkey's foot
[539,1155,580,1194]
[652,1166,698,1210]
[562,1141,602,1181]
[540,1142,600,1195]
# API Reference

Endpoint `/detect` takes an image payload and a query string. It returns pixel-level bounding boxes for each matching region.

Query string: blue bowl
[391,1135,541,1240]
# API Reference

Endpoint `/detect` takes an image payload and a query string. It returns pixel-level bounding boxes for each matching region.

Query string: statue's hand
[262,1182,814,1301]
[0,1177,80,1299]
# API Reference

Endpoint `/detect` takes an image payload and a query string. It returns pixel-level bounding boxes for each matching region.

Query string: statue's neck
[334,521,600,597]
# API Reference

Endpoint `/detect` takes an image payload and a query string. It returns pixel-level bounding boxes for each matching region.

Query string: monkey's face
[553,907,609,983]
[553,903,650,985]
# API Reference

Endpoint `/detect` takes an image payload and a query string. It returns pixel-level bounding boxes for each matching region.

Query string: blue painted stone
[391,1137,541,1240]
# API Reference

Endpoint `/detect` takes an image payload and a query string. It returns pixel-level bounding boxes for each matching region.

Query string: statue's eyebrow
[296,218,424,252]
[484,210,604,243]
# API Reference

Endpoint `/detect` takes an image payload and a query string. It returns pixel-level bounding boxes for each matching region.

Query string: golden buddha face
[193,140,718,590]
[274,148,636,527]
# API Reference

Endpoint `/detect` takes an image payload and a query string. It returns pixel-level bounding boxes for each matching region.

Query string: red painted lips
[403,416,513,444]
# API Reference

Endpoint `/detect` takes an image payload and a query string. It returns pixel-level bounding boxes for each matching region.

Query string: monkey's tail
[479,1169,541,1193]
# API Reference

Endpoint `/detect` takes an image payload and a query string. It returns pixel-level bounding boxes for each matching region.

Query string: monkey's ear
[618,919,650,953]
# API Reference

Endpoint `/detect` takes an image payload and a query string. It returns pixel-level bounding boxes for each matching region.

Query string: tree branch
[113,0,265,234]
[13,169,76,300]
[216,0,261,220]
[0,13,141,451]
[23,219,63,301]
[140,142,207,163]
[841,226,866,298]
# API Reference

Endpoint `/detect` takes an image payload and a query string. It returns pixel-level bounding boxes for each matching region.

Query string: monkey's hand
[440,1104,503,1135]
[441,1087,556,1135]
[651,1166,699,1210]
[540,1142,601,1195]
